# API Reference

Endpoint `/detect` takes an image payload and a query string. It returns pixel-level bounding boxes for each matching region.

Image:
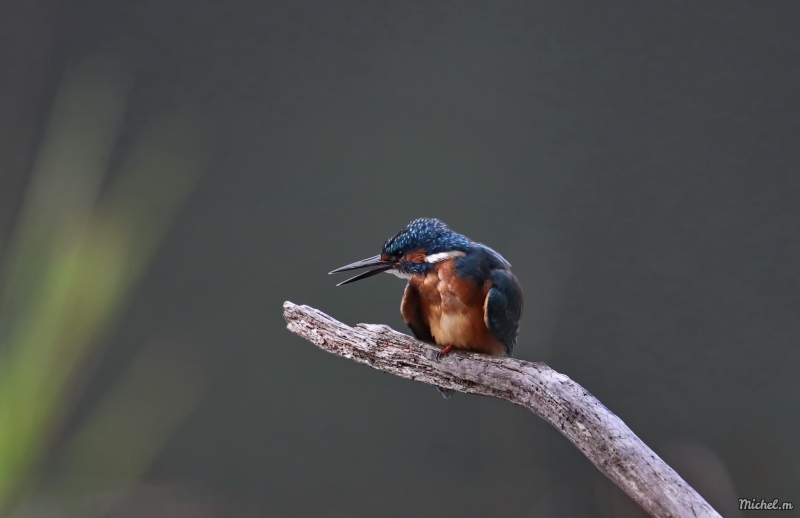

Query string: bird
[329,218,523,398]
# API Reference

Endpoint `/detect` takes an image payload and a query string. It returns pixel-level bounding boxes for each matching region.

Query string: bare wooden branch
[283,301,720,518]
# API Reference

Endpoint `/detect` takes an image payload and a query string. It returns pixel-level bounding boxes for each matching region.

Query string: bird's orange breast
[410,259,505,356]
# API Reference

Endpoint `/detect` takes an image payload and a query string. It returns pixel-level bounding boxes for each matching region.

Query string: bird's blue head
[329,218,471,285]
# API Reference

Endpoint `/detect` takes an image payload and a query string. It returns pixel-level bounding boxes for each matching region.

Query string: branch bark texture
[283,301,720,518]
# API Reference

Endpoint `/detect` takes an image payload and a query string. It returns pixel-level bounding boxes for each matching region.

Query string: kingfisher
[329,218,523,398]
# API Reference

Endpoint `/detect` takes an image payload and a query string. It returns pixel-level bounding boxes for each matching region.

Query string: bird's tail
[436,386,455,399]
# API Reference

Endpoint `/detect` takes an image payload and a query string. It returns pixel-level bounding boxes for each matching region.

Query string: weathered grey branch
[283,301,720,518]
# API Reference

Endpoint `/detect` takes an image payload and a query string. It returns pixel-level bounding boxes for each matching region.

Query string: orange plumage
[401,258,505,357]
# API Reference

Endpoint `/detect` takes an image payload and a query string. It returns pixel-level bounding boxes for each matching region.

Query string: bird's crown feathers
[382,218,469,257]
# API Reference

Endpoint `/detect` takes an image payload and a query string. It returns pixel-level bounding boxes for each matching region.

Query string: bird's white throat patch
[385,269,412,279]
[424,250,466,263]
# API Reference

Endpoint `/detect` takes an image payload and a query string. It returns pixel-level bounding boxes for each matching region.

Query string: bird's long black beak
[329,255,393,286]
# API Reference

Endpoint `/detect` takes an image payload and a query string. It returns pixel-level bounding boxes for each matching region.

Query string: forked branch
[283,301,720,518]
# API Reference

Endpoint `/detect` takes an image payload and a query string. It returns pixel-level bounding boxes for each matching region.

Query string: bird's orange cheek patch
[404,249,426,263]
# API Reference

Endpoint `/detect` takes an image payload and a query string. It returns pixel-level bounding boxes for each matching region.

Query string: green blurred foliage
[0,59,206,515]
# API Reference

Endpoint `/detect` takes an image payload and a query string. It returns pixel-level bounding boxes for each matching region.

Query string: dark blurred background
[1,1,798,517]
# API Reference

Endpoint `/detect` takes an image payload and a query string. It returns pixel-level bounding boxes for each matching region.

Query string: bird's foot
[435,345,454,362]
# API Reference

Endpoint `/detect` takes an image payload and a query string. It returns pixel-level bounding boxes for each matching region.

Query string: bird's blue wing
[401,283,434,343]
[484,269,523,356]
[474,243,511,268]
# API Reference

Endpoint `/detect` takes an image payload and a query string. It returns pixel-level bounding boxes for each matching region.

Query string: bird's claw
[436,345,454,362]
